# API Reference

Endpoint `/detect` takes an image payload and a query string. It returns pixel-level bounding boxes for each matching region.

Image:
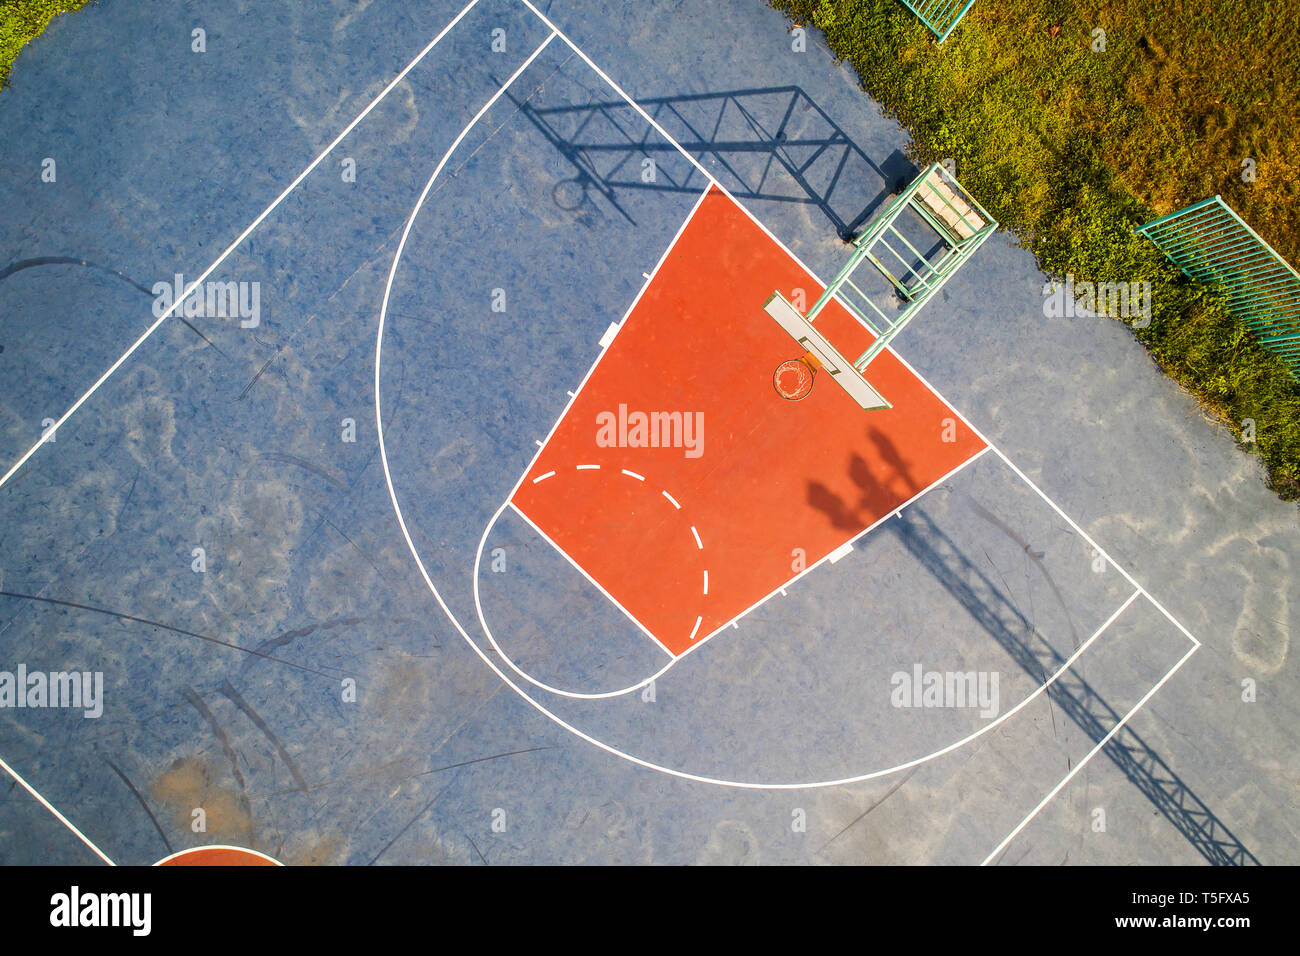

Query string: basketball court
[0,0,1260,867]
[512,187,985,659]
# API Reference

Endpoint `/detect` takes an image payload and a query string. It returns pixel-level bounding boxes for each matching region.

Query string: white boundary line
[0,0,486,493]
[0,755,114,865]
[981,638,1202,865]
[984,446,1202,649]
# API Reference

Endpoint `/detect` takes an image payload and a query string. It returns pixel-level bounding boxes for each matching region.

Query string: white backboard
[763,292,891,411]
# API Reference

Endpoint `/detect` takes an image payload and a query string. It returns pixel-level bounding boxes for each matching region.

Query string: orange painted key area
[512,188,986,656]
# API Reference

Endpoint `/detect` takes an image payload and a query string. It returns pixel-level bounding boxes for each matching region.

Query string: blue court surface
[0,0,1296,866]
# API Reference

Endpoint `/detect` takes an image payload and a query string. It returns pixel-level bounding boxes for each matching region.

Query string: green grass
[775,0,1300,501]
[0,0,92,89]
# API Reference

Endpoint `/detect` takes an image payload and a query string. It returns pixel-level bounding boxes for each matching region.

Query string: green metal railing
[807,162,997,371]
[1136,196,1300,377]
[898,0,977,43]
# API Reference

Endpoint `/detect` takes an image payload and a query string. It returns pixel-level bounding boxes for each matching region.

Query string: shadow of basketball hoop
[500,82,914,238]
[804,428,1259,866]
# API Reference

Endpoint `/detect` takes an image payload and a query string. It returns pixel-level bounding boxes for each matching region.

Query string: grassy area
[774,0,1300,501]
[0,0,91,89]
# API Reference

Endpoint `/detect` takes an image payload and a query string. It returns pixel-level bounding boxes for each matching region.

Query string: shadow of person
[806,426,926,533]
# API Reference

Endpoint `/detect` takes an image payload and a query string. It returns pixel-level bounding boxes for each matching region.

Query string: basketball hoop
[773,352,820,401]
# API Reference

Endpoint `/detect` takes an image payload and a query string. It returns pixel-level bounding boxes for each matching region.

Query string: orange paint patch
[512,188,985,656]
[156,846,281,866]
